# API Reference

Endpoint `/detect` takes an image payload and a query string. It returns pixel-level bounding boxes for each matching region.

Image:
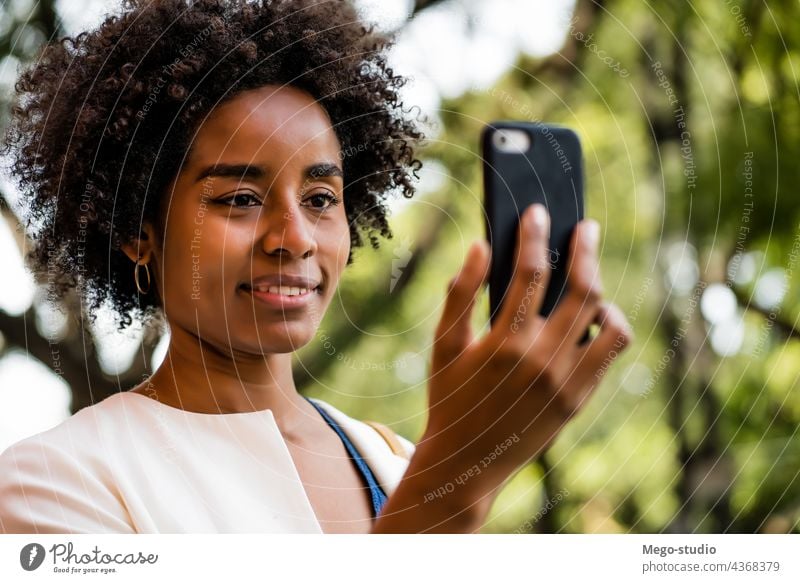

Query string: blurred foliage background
[0,0,798,534]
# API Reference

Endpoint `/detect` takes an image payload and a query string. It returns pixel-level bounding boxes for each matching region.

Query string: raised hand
[373,204,632,533]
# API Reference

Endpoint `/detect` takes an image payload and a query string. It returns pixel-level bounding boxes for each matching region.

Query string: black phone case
[481,121,584,323]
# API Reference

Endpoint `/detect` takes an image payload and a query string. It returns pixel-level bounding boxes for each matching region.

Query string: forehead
[187,84,341,165]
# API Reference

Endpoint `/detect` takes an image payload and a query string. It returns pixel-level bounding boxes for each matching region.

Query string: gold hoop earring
[134,260,151,294]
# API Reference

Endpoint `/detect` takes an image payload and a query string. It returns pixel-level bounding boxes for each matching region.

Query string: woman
[0,0,631,534]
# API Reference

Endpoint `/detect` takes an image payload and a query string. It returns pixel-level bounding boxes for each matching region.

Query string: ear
[120,222,159,265]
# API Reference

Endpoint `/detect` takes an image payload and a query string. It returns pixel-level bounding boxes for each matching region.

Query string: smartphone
[481,121,585,324]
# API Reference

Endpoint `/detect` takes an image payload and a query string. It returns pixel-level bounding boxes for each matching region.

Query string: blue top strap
[304,397,388,518]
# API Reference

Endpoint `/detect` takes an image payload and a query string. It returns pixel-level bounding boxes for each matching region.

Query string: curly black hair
[2,0,426,330]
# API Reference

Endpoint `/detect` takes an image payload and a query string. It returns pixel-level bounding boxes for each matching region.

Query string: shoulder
[0,393,136,533]
[307,397,416,459]
[0,392,136,467]
[306,397,416,498]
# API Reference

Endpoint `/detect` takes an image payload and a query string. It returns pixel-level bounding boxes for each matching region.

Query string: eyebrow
[194,162,343,183]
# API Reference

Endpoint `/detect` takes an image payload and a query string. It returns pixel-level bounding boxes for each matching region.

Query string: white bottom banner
[1,534,797,582]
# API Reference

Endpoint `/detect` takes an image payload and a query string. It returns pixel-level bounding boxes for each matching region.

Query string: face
[131,84,350,355]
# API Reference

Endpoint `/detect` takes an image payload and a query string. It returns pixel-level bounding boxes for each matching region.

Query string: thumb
[432,239,491,372]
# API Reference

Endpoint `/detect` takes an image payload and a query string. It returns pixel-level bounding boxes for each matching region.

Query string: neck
[134,325,318,435]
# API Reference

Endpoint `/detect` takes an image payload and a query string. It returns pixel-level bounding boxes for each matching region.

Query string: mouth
[239,283,322,309]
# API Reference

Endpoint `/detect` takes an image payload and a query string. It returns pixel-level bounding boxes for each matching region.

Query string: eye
[218,192,262,207]
[303,191,341,211]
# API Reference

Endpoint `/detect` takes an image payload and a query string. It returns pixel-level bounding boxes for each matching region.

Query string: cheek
[158,215,237,306]
[332,209,351,262]
[326,220,351,280]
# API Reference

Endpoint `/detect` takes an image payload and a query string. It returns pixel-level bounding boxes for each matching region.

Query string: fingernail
[529,204,547,228]
[586,220,600,245]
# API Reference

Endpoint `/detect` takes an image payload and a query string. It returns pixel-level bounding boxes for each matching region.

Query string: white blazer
[0,391,415,533]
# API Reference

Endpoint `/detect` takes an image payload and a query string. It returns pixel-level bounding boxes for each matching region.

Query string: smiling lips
[249,284,314,296]
[240,274,322,308]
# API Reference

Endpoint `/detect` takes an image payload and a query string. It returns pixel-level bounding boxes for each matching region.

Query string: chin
[246,326,316,354]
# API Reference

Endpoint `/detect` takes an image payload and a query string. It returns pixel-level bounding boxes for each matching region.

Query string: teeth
[252,285,311,296]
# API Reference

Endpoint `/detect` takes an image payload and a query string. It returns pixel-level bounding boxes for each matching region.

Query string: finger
[564,302,633,392]
[545,219,603,350]
[432,239,491,372]
[491,204,551,340]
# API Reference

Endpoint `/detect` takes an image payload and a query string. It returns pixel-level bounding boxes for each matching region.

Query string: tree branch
[732,286,800,340]
[409,0,449,18]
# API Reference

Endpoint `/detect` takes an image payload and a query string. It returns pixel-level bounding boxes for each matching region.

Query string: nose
[259,193,317,259]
